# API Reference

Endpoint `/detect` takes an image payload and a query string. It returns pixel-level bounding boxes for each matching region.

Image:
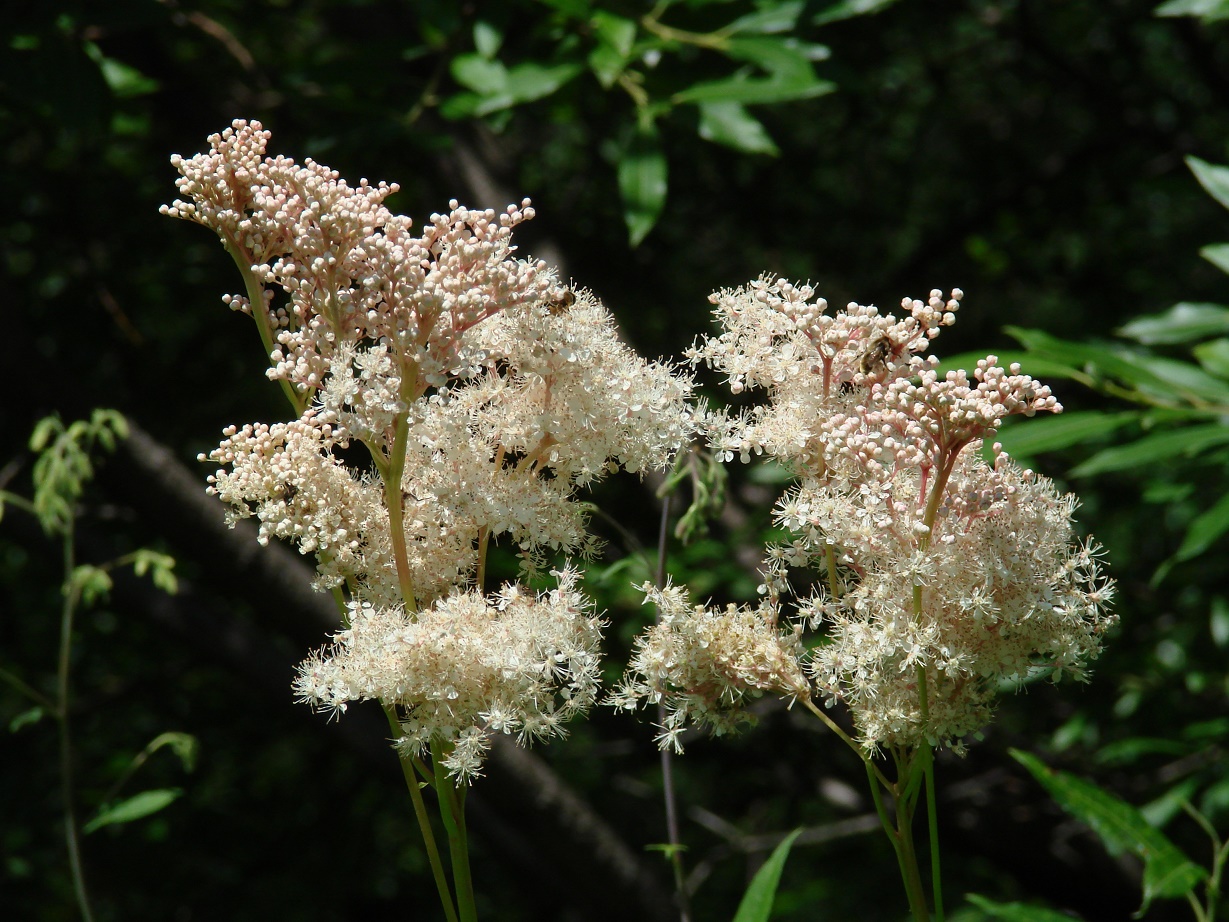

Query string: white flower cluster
[166,121,696,777]
[609,583,810,753]
[621,277,1115,753]
[294,570,603,781]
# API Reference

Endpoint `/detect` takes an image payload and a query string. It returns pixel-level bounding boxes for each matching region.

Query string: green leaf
[500,61,582,106]
[727,1,804,34]
[1130,352,1229,402]
[1117,302,1229,345]
[618,122,668,247]
[989,411,1138,458]
[1139,778,1201,828]
[1193,337,1229,379]
[144,731,200,773]
[1157,0,1229,21]
[1069,422,1229,477]
[451,53,507,95]
[1212,597,1229,647]
[1199,242,1229,276]
[812,0,904,26]
[84,788,182,834]
[698,101,779,155]
[472,21,502,59]
[70,564,113,606]
[1009,326,1229,403]
[675,39,833,106]
[588,11,636,87]
[1172,489,1229,561]
[1010,750,1206,914]
[9,707,45,733]
[1094,737,1190,766]
[731,828,802,922]
[1188,155,1229,211]
[964,893,1081,921]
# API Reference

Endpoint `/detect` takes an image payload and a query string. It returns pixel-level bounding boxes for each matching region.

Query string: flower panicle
[619,280,1115,754]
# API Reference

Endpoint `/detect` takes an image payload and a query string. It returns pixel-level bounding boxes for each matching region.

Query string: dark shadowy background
[4,1,1229,919]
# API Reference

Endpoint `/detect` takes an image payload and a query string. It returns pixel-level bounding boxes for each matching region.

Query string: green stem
[431,741,477,922]
[383,706,458,922]
[800,696,892,790]
[894,773,932,922]
[223,246,304,415]
[57,532,95,922]
[925,755,943,922]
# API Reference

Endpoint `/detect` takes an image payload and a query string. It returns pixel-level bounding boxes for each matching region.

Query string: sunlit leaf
[84,788,183,834]
[812,0,904,26]
[1117,303,1229,345]
[1188,155,1229,211]
[1069,423,1229,477]
[473,21,502,60]
[1172,489,1229,562]
[451,54,507,95]
[727,1,804,34]
[1157,0,1229,21]
[1011,750,1205,914]
[731,828,802,922]
[618,122,667,247]
[1199,242,1229,276]
[698,101,779,155]
[989,411,1137,458]
[964,893,1081,921]
[589,11,636,87]
[1193,337,1229,379]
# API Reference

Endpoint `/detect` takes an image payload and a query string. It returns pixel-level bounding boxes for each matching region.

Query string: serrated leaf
[1193,337,1229,379]
[1010,750,1205,914]
[964,893,1081,921]
[1069,422,1229,477]
[83,788,182,834]
[1188,155,1229,211]
[1173,489,1229,561]
[618,122,667,247]
[989,411,1137,458]
[1157,0,1229,21]
[698,101,779,155]
[731,828,802,922]
[1117,302,1229,345]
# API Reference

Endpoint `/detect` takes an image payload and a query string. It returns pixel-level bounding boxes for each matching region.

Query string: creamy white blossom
[168,121,697,777]
[620,277,1115,754]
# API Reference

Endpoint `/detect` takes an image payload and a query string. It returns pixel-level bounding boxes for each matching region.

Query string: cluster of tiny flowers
[622,277,1114,754]
[167,121,696,777]
[609,583,810,752]
[294,569,602,782]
